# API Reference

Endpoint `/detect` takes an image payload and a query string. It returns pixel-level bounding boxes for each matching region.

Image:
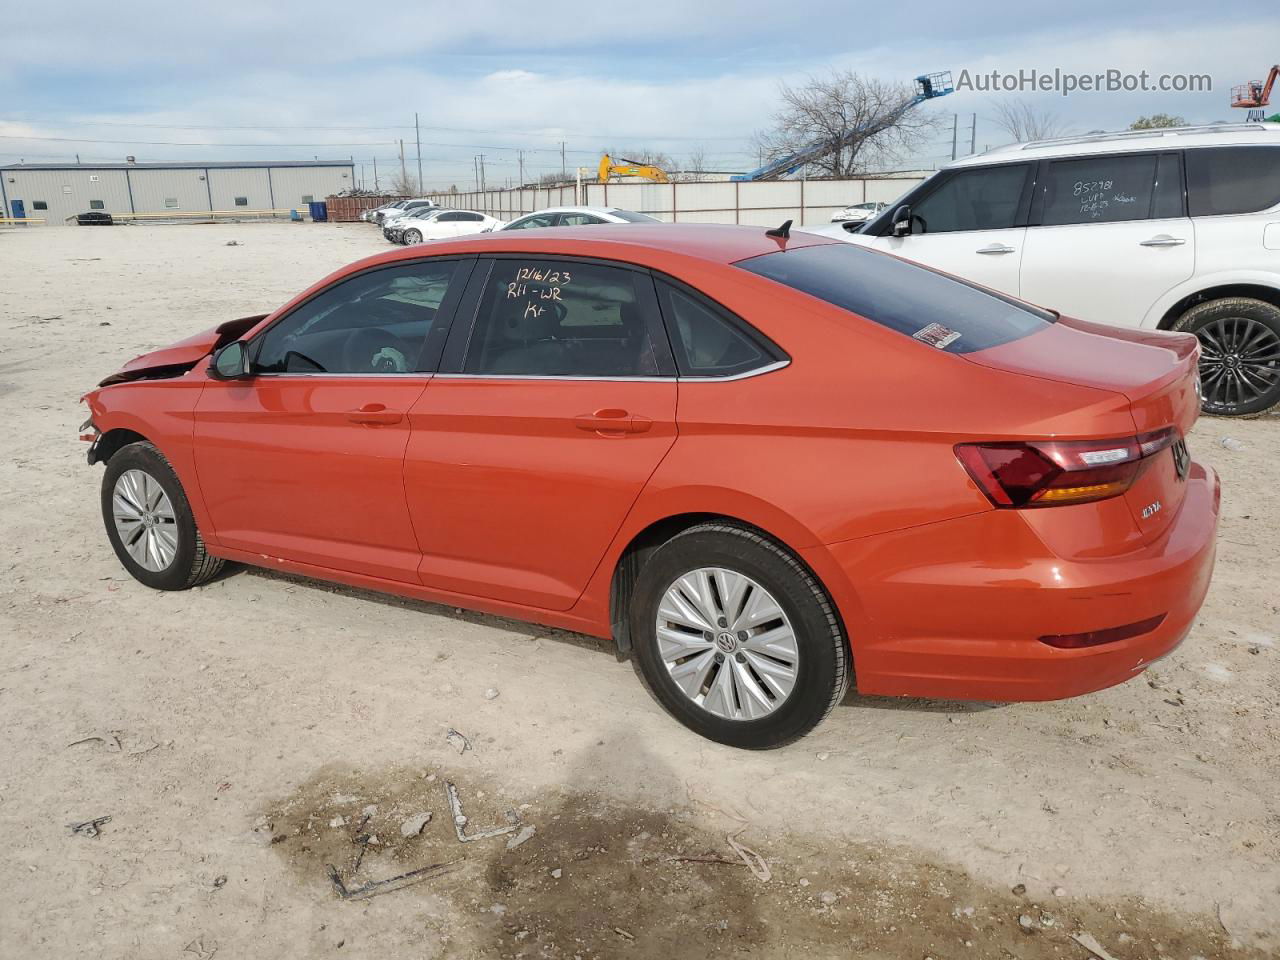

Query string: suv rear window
[736,243,1054,354]
[1186,146,1280,216]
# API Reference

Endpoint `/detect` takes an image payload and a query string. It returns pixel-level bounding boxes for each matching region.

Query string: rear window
[1186,146,1280,216]
[736,243,1054,355]
[607,209,659,222]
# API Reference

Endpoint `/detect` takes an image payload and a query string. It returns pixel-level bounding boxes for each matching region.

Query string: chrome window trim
[430,359,790,383]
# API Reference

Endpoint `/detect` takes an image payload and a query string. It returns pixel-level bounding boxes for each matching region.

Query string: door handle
[574,409,650,436]
[1139,235,1186,247]
[976,243,1016,255]
[347,403,403,425]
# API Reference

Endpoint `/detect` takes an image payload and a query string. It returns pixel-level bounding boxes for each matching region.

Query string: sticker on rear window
[912,322,961,349]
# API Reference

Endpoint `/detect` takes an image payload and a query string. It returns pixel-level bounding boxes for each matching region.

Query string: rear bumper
[811,463,1219,702]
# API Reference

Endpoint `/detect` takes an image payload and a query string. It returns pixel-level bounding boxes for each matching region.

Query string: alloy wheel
[112,469,178,572]
[655,567,799,721]
[1196,316,1280,409]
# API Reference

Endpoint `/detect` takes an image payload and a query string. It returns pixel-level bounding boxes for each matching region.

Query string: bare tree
[751,71,939,178]
[388,171,421,196]
[1130,113,1187,130]
[681,145,710,182]
[990,100,1068,142]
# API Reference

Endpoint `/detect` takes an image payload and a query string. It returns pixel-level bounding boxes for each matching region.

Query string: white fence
[428,174,926,228]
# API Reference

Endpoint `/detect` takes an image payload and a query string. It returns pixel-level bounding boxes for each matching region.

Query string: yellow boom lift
[597,154,670,183]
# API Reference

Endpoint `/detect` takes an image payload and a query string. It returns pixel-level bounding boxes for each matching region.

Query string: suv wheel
[404,229,422,244]
[1175,297,1280,417]
[101,441,225,590]
[630,523,850,749]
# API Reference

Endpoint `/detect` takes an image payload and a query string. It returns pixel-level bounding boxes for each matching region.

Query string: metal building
[0,160,355,224]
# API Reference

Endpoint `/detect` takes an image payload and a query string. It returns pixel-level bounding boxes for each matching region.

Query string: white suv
[812,123,1280,416]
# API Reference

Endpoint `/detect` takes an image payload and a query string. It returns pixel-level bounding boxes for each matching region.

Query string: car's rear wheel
[101,441,224,590]
[1174,297,1280,417]
[631,523,850,749]
[404,229,422,244]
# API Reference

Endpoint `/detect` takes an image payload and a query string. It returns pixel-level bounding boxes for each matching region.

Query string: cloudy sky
[2,1,1276,188]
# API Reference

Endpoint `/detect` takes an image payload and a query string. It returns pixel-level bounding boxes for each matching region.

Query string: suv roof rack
[1011,123,1274,152]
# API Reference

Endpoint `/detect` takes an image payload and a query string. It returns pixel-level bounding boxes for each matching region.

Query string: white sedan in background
[394,209,502,244]
[500,206,658,230]
[830,201,886,223]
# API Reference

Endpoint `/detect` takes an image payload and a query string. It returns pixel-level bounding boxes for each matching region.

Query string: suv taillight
[955,429,1175,508]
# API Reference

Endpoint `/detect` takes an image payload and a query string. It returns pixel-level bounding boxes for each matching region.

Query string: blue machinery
[731,71,953,182]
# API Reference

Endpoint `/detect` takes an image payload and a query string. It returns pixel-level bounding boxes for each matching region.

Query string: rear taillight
[956,428,1176,508]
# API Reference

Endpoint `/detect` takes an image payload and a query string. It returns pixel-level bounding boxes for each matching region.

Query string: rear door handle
[574,408,652,436]
[1139,235,1186,247]
[976,243,1016,255]
[347,403,403,425]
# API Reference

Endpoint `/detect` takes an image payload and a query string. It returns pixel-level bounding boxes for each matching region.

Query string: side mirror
[209,340,251,380]
[891,205,913,238]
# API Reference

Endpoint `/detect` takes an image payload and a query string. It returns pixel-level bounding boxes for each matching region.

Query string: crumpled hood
[99,314,266,387]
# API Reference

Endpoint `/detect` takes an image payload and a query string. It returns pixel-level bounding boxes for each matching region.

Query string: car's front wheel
[404,229,422,244]
[1175,297,1280,417]
[101,441,224,590]
[631,523,850,749]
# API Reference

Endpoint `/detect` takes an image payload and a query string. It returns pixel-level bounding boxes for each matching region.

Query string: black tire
[404,229,422,244]
[630,523,850,749]
[101,441,224,590]
[1173,297,1280,417]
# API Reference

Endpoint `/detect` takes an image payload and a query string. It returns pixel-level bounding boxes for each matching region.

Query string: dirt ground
[0,222,1277,960]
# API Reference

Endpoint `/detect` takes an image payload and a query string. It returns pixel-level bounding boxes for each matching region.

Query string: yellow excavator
[598,154,669,183]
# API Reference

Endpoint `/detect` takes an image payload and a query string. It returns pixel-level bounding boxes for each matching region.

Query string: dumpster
[308,201,329,222]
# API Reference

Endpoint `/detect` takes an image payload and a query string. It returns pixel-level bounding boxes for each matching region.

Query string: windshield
[607,209,659,222]
[736,243,1054,355]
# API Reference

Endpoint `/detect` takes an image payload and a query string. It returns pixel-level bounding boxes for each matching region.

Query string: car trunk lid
[965,316,1201,545]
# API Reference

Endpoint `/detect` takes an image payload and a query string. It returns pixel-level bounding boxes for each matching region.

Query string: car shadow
[234,563,613,655]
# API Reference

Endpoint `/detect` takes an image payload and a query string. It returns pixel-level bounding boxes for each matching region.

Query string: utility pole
[561,141,566,180]
[950,114,958,161]
[373,156,379,192]
[415,112,423,192]
[399,139,407,192]
[518,150,524,187]
[479,154,486,192]
[473,156,479,191]
[969,114,977,156]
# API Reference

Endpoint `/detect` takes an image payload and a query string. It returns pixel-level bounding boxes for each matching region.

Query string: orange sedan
[81,224,1219,748]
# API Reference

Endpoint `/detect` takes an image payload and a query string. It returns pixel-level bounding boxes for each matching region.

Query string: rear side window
[737,243,1054,355]
[1036,154,1177,225]
[656,282,778,377]
[909,163,1029,233]
[1187,146,1280,216]
[464,259,667,377]
[504,214,556,230]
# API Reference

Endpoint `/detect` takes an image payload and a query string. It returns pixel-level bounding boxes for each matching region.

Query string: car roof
[949,121,1280,168]
[354,223,833,271]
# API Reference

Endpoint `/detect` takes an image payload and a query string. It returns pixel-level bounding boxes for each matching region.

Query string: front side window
[657,282,778,378]
[1036,154,1178,225]
[1187,146,1280,216]
[737,242,1053,355]
[504,213,556,230]
[464,259,664,377]
[909,163,1029,233]
[254,261,461,374]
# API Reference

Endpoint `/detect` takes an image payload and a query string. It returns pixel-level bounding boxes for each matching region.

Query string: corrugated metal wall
[2,169,132,223]
[3,164,356,222]
[428,175,927,227]
[128,168,211,213]
[268,167,355,209]
[207,168,272,210]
